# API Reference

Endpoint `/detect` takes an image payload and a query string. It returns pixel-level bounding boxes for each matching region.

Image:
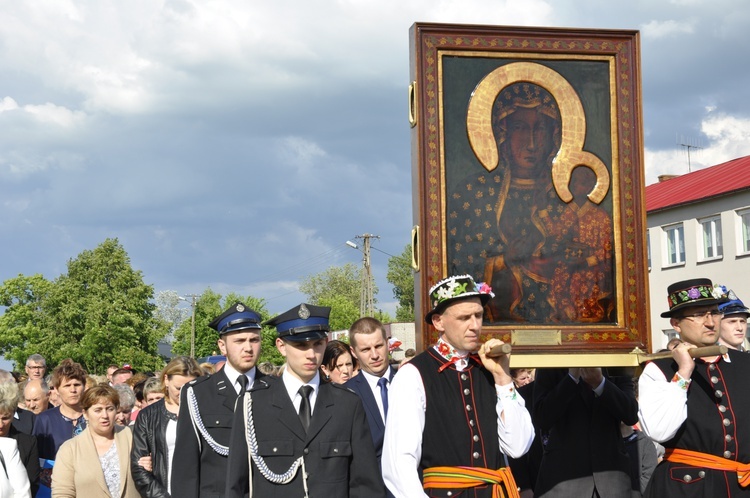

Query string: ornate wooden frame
[409,23,650,365]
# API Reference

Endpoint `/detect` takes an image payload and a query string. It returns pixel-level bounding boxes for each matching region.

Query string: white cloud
[0,97,19,112]
[641,19,695,39]
[24,103,86,127]
[277,136,327,170]
[645,112,750,184]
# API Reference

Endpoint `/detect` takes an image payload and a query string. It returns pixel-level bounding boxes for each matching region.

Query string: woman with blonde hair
[52,385,139,497]
[130,356,203,497]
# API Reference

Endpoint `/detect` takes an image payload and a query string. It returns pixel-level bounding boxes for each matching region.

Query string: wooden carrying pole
[485,343,727,364]
[637,344,727,362]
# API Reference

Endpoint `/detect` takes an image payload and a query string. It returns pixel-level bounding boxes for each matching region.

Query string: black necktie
[237,374,248,396]
[377,377,389,419]
[298,385,313,432]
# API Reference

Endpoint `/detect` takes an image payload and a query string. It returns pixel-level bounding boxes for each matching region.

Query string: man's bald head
[23,379,50,415]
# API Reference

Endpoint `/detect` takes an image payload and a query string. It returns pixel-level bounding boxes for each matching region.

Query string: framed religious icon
[409,23,650,366]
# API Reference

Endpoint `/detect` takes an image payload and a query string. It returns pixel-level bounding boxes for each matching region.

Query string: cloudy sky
[2,0,750,327]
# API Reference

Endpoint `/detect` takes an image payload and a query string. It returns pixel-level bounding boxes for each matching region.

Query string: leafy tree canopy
[387,244,415,322]
[299,263,392,330]
[0,238,168,374]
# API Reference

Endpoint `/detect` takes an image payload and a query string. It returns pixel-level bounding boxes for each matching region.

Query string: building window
[699,216,723,260]
[740,209,750,254]
[664,224,685,266]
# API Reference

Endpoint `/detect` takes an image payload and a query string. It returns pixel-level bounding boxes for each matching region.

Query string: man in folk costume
[224,303,385,498]
[172,302,264,498]
[382,275,534,497]
[639,278,750,496]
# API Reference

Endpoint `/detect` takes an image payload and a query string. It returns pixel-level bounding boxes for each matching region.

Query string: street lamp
[178,295,198,358]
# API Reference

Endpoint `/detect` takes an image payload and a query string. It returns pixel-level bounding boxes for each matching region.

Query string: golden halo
[466,61,610,204]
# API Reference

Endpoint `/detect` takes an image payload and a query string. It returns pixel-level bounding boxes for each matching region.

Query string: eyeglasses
[679,310,723,322]
[26,366,45,370]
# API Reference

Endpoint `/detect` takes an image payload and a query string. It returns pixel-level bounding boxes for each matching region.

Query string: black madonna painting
[410,24,650,353]
[449,63,614,324]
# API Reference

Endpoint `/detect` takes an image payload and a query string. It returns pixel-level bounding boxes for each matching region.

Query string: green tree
[0,274,54,366]
[299,263,365,306]
[387,244,415,322]
[299,263,391,328]
[0,239,168,374]
[318,295,360,332]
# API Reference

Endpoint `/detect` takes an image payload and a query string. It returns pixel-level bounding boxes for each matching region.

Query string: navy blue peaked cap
[208,302,262,334]
[264,303,330,342]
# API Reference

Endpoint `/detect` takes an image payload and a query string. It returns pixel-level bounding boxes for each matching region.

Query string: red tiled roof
[646,155,750,213]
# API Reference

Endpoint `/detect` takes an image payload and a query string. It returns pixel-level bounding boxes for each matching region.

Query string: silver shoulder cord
[186,386,229,456]
[243,393,309,498]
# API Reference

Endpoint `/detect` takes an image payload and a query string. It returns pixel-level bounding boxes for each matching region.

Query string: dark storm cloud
[1,0,750,322]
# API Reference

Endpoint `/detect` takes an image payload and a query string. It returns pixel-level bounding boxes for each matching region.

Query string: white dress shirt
[282,369,321,416]
[222,363,256,394]
[381,359,534,498]
[359,367,392,422]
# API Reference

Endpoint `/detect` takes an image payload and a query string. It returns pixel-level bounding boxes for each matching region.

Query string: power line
[249,244,351,283]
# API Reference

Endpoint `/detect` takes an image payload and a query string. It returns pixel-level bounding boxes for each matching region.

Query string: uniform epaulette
[188,374,212,387]
[250,377,275,391]
[330,382,357,395]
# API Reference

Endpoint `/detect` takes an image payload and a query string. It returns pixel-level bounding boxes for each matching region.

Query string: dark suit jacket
[8,425,40,496]
[533,368,638,498]
[172,368,256,498]
[225,376,386,498]
[12,408,35,435]
[343,369,396,460]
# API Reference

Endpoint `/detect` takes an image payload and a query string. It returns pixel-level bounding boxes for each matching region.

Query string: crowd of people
[0,274,747,497]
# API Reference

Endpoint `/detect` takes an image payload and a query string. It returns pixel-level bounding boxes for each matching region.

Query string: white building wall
[647,190,750,351]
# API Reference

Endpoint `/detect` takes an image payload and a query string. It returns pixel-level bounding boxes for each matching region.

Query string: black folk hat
[264,303,330,342]
[661,278,726,318]
[424,274,494,324]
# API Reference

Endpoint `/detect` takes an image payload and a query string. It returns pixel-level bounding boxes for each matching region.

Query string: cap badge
[298,304,311,319]
[236,304,245,312]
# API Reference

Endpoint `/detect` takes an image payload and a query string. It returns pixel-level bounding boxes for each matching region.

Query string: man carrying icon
[382,274,534,497]
[639,278,750,497]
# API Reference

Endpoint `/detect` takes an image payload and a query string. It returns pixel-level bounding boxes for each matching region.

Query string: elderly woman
[320,340,358,384]
[0,382,37,496]
[113,385,136,427]
[52,385,139,497]
[131,356,203,498]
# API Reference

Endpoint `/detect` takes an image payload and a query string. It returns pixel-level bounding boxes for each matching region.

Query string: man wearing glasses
[25,354,46,380]
[638,278,750,497]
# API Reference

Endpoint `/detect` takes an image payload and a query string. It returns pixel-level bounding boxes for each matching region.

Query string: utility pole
[353,233,379,317]
[180,294,199,358]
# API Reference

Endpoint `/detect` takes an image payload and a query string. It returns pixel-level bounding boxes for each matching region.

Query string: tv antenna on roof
[677,135,704,172]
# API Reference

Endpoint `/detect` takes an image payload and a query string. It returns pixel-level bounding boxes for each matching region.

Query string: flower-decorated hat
[661,278,726,318]
[715,285,750,317]
[424,274,494,324]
